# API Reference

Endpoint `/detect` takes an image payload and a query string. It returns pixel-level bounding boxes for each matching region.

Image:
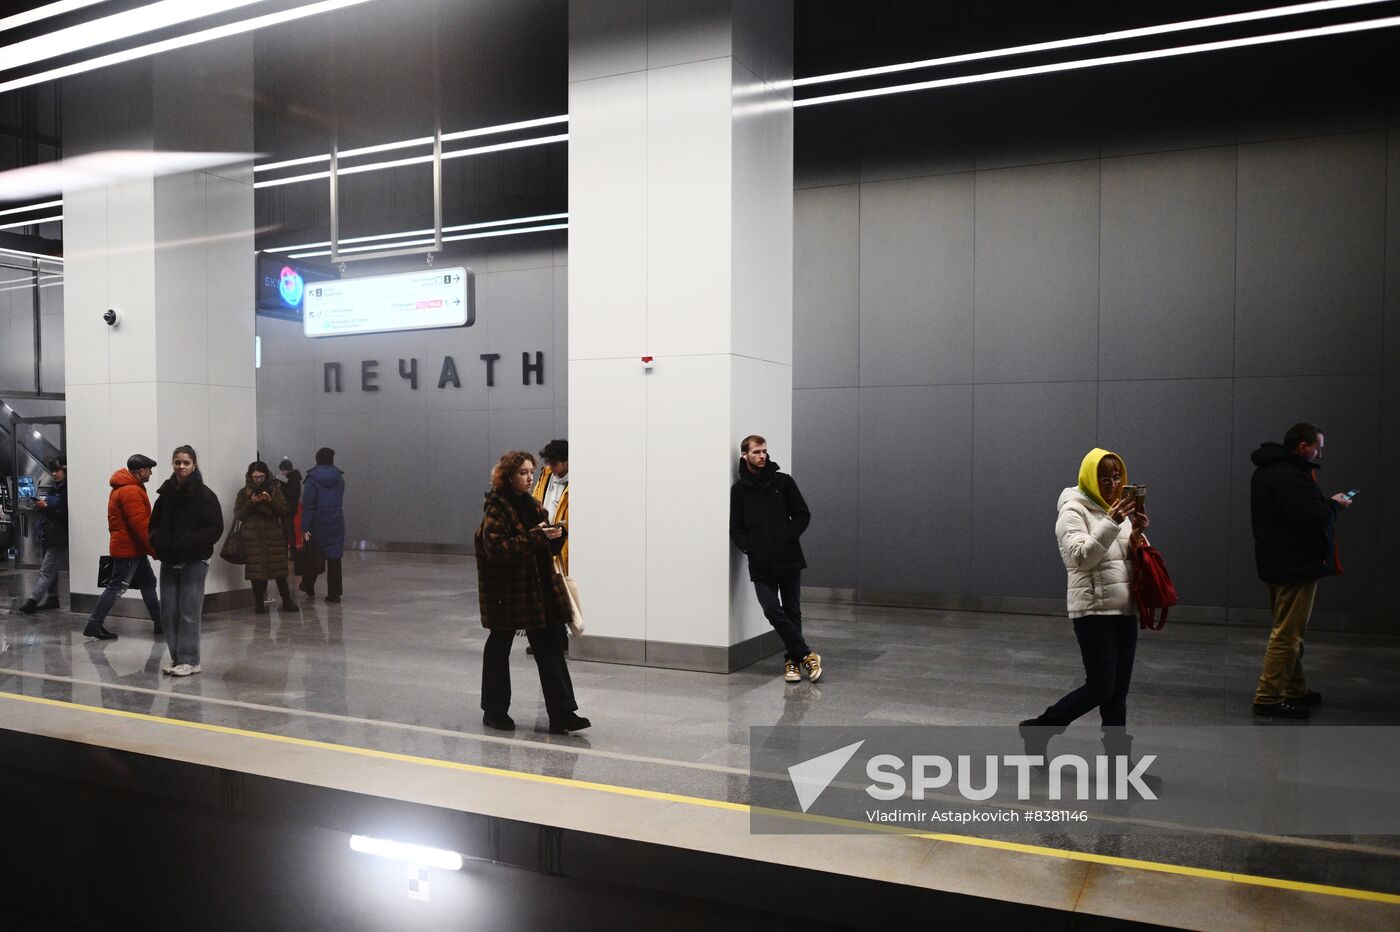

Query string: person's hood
[1251,441,1316,470]
[156,468,206,497]
[307,464,344,488]
[1076,448,1127,511]
[109,468,144,490]
[736,457,780,486]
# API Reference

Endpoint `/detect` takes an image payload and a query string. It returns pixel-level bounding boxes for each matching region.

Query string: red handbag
[1131,539,1178,630]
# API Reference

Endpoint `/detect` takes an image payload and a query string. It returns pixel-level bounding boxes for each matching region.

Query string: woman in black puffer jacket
[149,445,223,677]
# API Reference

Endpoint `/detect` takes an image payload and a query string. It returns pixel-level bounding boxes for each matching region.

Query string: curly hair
[490,450,536,492]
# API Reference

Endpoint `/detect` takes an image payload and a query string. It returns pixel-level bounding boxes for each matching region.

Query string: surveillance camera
[103,308,119,328]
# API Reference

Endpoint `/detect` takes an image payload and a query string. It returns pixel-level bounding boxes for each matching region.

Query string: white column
[569,1,793,671]
[63,41,256,616]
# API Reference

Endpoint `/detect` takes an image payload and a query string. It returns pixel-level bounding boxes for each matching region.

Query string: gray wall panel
[1228,377,1381,624]
[1235,133,1386,377]
[1099,149,1236,380]
[971,381,1099,600]
[366,411,431,541]
[481,267,557,410]
[428,409,492,544]
[1098,379,1235,607]
[553,266,569,413]
[792,387,858,588]
[974,162,1099,384]
[858,385,973,594]
[794,185,859,388]
[486,407,556,468]
[859,174,974,386]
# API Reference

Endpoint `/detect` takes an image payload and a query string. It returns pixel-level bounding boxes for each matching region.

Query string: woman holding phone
[234,460,295,613]
[1021,448,1150,756]
[474,450,590,734]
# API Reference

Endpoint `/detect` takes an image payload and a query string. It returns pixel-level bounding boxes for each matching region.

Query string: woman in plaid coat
[475,450,591,735]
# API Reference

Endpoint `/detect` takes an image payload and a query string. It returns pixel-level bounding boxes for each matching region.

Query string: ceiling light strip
[0,0,268,73]
[0,247,64,263]
[252,133,568,189]
[794,0,1392,87]
[0,0,381,95]
[254,116,570,173]
[795,14,1400,107]
[286,221,567,258]
[0,0,109,36]
[264,212,569,253]
[0,199,63,218]
[0,215,62,231]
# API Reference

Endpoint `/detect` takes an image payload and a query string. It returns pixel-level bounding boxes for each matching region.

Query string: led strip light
[0,200,63,218]
[0,0,109,36]
[796,13,1400,107]
[253,133,568,189]
[794,0,1394,87]
[0,215,62,231]
[265,212,569,253]
[286,221,568,259]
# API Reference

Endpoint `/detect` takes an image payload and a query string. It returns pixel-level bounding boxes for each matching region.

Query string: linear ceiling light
[795,0,1392,87]
[0,0,109,35]
[1,0,268,73]
[0,199,63,218]
[254,115,569,173]
[286,221,567,258]
[796,14,1400,107]
[0,246,64,263]
[253,133,568,189]
[0,0,382,95]
[265,212,569,253]
[0,215,62,231]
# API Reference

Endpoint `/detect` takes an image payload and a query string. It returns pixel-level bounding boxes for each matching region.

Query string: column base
[570,629,783,673]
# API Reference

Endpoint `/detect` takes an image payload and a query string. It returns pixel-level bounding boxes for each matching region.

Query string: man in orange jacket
[82,454,162,641]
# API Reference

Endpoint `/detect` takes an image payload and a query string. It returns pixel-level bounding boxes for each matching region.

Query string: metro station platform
[2,551,1399,930]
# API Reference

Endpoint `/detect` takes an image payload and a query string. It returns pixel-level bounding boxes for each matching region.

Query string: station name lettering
[323,353,546,392]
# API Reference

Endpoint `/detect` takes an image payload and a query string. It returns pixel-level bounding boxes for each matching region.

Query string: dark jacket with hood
[1250,442,1342,584]
[729,458,810,581]
[474,489,569,631]
[149,469,224,564]
[235,480,291,581]
[302,464,346,559]
[38,477,68,548]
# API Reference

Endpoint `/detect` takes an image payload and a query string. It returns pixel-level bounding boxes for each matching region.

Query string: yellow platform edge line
[4,691,1398,908]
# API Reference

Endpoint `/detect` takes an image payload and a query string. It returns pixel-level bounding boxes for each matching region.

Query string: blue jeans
[753,572,810,662]
[29,544,67,603]
[1043,615,1139,728]
[160,561,208,666]
[87,556,160,627]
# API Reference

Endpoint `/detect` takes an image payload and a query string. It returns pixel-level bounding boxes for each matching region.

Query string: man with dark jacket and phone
[1249,422,1352,719]
[729,435,823,684]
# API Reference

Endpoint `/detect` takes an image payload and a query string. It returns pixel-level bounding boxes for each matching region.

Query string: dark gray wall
[791,47,1398,630]
[255,235,566,548]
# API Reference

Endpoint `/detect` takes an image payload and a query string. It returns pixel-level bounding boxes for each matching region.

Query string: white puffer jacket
[1055,487,1134,618]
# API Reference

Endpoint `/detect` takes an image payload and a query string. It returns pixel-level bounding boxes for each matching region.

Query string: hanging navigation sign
[303,268,474,338]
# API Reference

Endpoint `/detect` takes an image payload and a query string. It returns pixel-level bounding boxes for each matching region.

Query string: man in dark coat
[1249,422,1352,719]
[19,458,67,614]
[301,447,346,602]
[729,435,822,684]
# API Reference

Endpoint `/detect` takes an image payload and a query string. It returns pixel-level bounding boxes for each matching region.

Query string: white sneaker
[187,664,202,675]
[161,661,176,675]
[170,663,194,676]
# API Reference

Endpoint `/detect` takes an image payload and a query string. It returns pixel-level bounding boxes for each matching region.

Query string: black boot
[1101,728,1164,797]
[42,596,60,610]
[548,713,591,734]
[1017,712,1062,760]
[18,599,39,615]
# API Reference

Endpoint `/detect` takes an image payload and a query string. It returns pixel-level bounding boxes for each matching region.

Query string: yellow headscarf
[1076,448,1127,511]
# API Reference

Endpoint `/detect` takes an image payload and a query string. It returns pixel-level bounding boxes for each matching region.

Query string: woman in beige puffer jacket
[1021,448,1149,740]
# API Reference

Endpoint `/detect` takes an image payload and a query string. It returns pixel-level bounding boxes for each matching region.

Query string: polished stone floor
[3,552,1399,903]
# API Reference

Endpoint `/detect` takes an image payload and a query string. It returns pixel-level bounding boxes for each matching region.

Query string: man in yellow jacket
[530,439,570,654]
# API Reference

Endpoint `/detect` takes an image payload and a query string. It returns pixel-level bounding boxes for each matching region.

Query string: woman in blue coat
[301,446,346,602]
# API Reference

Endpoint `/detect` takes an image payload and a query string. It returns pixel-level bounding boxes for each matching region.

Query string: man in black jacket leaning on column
[1250,422,1352,720]
[730,435,823,684]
